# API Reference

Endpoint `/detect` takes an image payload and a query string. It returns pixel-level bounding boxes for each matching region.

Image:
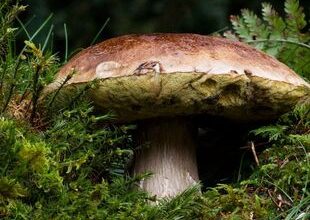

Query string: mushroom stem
[134,117,199,198]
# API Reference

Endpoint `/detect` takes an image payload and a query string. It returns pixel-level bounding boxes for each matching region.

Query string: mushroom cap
[47,33,309,122]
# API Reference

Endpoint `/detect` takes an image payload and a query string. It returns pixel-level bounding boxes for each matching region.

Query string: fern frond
[251,125,288,142]
[156,184,203,220]
[230,15,252,41]
[241,9,269,39]
[224,0,310,79]
[261,2,285,38]
[288,134,310,146]
[284,0,307,34]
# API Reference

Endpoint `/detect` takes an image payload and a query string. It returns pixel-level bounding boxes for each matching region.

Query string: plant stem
[18,83,30,104]
[1,58,22,113]
[0,60,8,94]
[47,73,73,108]
[30,65,42,123]
[246,39,310,50]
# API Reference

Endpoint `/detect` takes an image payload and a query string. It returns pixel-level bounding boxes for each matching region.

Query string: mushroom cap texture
[47,33,309,122]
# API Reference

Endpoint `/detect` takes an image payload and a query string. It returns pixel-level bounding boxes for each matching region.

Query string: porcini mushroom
[45,34,309,198]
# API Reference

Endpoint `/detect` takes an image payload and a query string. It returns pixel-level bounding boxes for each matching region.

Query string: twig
[240,141,268,149]
[268,189,283,211]
[277,194,291,207]
[250,141,260,166]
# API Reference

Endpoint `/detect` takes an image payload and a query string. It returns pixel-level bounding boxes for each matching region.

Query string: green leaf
[224,0,310,78]
[261,2,285,38]
[230,15,252,41]
[241,9,269,39]
[251,125,288,142]
[284,0,307,33]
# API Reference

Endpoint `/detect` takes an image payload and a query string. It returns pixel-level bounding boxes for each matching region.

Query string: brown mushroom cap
[47,33,309,122]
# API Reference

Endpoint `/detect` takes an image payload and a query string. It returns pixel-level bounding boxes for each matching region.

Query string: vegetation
[0,0,309,219]
[224,0,310,78]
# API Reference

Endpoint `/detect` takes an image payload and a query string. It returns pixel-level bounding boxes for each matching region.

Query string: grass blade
[91,17,110,45]
[42,24,54,52]
[64,23,68,62]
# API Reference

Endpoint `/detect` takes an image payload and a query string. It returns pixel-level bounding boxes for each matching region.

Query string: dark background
[22,0,309,59]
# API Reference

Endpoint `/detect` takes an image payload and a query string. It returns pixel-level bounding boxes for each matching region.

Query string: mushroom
[45,34,309,198]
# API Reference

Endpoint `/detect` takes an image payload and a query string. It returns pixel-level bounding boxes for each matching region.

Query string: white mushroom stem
[134,118,199,198]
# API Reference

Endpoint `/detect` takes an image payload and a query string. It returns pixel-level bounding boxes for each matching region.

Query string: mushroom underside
[49,72,308,123]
